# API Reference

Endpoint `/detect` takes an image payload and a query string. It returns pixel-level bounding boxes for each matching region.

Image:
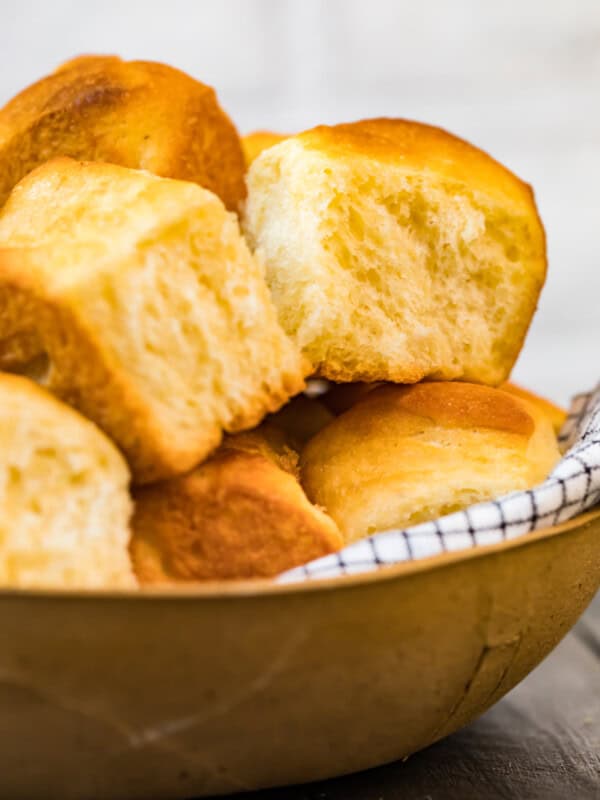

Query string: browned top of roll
[299,118,537,208]
[0,54,246,210]
[379,382,535,436]
[300,382,561,544]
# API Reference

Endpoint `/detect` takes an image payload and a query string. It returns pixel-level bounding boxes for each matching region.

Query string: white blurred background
[1,0,598,404]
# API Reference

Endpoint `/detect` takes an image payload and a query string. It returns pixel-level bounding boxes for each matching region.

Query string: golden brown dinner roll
[502,382,566,435]
[0,54,245,210]
[321,381,567,435]
[244,118,546,385]
[0,158,306,483]
[300,382,560,544]
[242,130,288,167]
[0,373,133,588]
[131,419,343,582]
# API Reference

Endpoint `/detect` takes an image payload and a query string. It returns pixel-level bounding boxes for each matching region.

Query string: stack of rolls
[0,55,564,588]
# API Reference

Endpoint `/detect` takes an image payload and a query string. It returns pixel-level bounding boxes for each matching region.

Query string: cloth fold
[279,382,600,582]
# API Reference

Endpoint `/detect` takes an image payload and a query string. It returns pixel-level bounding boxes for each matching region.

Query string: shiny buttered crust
[0,159,306,483]
[0,54,245,210]
[131,418,343,582]
[321,380,566,435]
[0,373,133,588]
[242,131,288,167]
[244,118,547,385]
[300,382,561,544]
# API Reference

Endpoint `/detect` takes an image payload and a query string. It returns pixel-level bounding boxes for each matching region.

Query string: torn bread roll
[131,398,341,582]
[300,382,561,544]
[0,373,133,589]
[0,158,306,483]
[242,130,288,167]
[244,118,546,385]
[0,54,245,210]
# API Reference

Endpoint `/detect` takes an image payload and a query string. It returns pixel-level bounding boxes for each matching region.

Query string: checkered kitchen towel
[279,382,600,582]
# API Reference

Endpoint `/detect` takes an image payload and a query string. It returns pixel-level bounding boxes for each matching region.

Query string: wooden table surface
[217,592,600,800]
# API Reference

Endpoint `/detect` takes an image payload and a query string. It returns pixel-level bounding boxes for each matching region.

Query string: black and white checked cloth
[279,382,600,582]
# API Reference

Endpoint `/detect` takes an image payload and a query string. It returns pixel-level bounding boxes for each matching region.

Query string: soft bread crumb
[0,374,134,589]
[0,158,307,483]
[244,118,547,385]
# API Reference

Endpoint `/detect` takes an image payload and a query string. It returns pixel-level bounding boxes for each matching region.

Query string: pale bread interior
[0,375,133,588]
[0,159,306,482]
[245,134,546,384]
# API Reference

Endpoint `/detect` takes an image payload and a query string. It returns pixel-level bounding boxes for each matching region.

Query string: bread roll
[321,380,566,435]
[0,158,306,483]
[242,131,288,167]
[300,382,561,544]
[131,415,342,582]
[0,55,245,210]
[0,373,133,588]
[244,118,546,385]
[502,382,566,435]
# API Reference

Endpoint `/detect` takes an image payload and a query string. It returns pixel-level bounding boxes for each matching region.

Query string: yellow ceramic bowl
[1,509,599,799]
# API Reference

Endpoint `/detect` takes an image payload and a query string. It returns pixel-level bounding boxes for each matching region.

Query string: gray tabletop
[218,592,600,800]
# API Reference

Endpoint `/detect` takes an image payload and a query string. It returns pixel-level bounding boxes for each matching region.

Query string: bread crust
[321,380,565,436]
[502,381,566,435]
[245,117,547,386]
[242,130,288,167]
[131,422,342,582]
[299,119,541,210]
[0,54,246,210]
[0,159,306,483]
[300,382,561,544]
[384,382,535,436]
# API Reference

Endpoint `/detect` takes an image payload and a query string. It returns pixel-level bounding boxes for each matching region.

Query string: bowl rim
[2,506,599,602]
